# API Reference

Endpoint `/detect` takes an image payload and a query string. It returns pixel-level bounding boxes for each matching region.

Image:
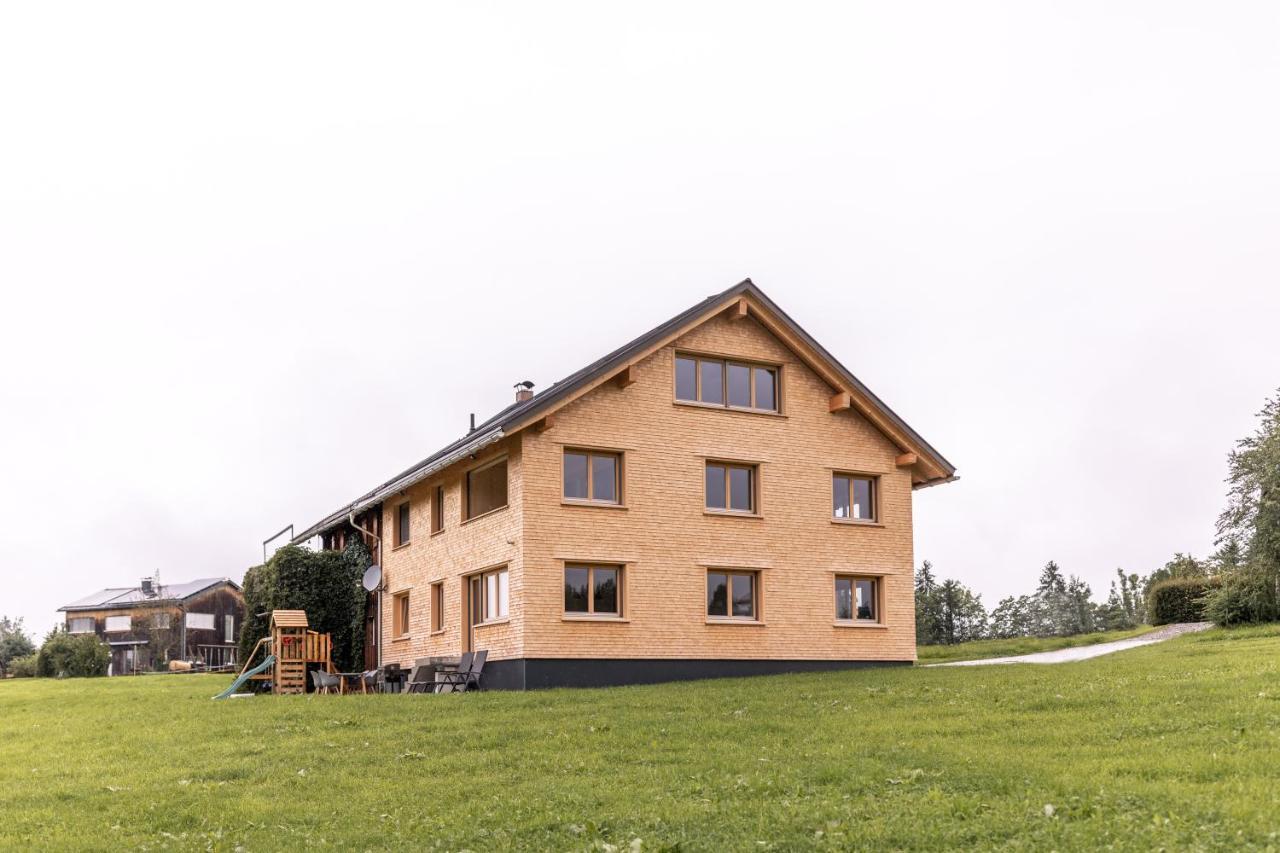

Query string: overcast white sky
[2,3,1277,638]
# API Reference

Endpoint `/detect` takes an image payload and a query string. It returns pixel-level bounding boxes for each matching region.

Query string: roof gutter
[912,475,961,491]
[293,428,506,543]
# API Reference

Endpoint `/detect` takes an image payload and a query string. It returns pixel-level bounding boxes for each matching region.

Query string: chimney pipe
[515,380,535,403]
[469,413,476,433]
[140,577,154,596]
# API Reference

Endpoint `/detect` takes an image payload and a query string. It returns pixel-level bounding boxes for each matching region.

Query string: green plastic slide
[212,654,276,700]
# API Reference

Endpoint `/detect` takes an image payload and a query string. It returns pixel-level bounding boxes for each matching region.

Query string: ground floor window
[473,567,509,623]
[431,581,444,633]
[564,564,622,616]
[392,590,411,637]
[707,570,759,620]
[835,576,880,622]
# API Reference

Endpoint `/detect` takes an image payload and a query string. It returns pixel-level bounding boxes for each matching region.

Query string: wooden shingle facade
[296,281,955,688]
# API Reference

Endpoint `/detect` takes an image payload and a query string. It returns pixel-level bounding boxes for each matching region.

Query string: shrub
[239,540,369,672]
[36,631,110,677]
[1202,566,1280,626]
[9,653,38,677]
[1148,577,1220,625]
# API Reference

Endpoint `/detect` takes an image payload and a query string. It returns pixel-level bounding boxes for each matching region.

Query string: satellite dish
[362,565,382,593]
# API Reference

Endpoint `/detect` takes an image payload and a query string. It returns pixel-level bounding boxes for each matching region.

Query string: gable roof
[58,577,241,612]
[293,279,956,544]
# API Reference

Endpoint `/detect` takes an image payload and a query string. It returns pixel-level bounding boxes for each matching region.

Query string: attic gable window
[675,354,778,413]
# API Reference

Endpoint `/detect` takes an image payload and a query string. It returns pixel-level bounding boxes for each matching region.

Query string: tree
[0,616,36,677]
[989,595,1033,639]
[238,540,369,672]
[1143,553,1208,602]
[35,628,109,677]
[938,579,987,643]
[1098,569,1146,630]
[1037,561,1066,596]
[1062,575,1097,635]
[1217,388,1280,571]
[914,561,944,645]
[1202,388,1280,624]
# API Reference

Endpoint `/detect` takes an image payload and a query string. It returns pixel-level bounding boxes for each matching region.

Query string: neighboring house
[293,280,956,689]
[57,577,244,675]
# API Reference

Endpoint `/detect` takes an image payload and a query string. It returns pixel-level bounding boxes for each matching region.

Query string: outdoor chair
[360,670,379,693]
[310,669,340,695]
[434,650,487,693]
[406,656,453,694]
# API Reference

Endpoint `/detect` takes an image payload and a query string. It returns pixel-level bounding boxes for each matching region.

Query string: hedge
[1148,577,1220,625]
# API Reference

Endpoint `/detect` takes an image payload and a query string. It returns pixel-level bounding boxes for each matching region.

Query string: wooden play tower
[270,610,312,694]
[237,609,335,695]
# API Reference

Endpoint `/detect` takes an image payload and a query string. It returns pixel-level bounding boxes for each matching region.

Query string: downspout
[349,511,382,669]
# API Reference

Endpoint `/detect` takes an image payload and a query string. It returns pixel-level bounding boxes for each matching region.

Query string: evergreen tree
[914,560,944,645]
[1037,560,1067,595]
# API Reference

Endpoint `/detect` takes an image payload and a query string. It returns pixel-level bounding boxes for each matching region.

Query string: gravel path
[927,622,1214,667]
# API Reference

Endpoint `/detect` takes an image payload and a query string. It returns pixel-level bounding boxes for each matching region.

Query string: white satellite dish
[362,565,382,593]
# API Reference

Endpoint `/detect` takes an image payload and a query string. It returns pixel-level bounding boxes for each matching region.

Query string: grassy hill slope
[2,626,1277,850]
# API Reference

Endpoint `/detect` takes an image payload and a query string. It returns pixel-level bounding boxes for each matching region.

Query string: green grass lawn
[3,626,1279,851]
[915,626,1156,664]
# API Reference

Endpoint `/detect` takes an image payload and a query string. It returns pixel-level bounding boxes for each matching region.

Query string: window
[563,449,621,504]
[564,564,622,617]
[833,474,876,522]
[68,617,94,634]
[105,615,130,633]
[225,614,235,644]
[431,485,444,534]
[476,567,509,623]
[430,581,444,633]
[835,576,880,622]
[706,570,759,620]
[392,591,411,637]
[465,458,508,520]
[395,501,411,547]
[705,462,757,514]
[152,612,171,630]
[675,354,778,412]
[185,613,215,631]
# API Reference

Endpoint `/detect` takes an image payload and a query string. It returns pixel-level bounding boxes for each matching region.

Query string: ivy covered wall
[239,540,370,672]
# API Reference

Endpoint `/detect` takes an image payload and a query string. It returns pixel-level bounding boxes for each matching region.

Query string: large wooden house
[294,280,956,688]
[57,577,245,675]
